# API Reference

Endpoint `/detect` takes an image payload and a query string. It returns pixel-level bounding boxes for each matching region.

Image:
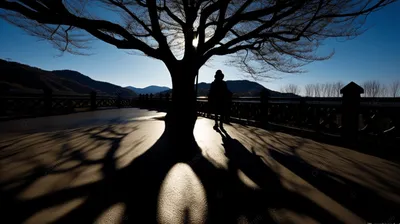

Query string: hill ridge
[0,59,136,97]
[161,80,298,97]
[125,85,171,94]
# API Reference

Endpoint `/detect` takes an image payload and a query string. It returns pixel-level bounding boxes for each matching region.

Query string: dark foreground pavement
[0,108,399,224]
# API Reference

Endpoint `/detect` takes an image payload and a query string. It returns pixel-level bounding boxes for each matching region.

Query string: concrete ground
[0,108,399,224]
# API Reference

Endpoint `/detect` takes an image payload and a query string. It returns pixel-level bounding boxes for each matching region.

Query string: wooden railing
[138,82,400,143]
[196,96,400,138]
[1,82,400,143]
[0,91,139,119]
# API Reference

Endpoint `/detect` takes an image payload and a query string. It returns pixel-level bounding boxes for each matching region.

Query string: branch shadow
[188,128,345,224]
[269,147,400,223]
[0,119,201,224]
[4,117,397,224]
[233,124,400,222]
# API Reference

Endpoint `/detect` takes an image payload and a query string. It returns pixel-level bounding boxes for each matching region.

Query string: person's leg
[219,111,224,128]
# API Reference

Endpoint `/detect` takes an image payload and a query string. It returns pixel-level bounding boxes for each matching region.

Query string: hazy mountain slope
[161,80,298,97]
[53,70,136,96]
[0,59,136,96]
[0,59,96,94]
[125,85,170,94]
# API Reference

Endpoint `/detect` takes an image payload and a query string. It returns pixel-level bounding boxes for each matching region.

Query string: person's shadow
[218,127,282,191]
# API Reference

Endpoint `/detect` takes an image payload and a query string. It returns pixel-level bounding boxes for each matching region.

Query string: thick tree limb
[0,0,161,58]
[0,0,396,79]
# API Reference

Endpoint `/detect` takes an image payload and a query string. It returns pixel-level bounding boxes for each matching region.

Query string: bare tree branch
[0,0,162,58]
[363,80,383,97]
[333,81,344,97]
[281,84,301,95]
[0,0,396,79]
[389,80,400,97]
[305,84,314,97]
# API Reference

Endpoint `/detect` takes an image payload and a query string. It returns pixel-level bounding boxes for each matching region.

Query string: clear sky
[0,2,399,93]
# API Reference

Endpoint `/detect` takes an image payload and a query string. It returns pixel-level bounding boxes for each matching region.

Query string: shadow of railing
[269,149,400,223]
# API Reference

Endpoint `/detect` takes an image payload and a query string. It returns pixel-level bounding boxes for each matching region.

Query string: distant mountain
[0,58,295,98]
[125,85,170,94]
[53,70,136,97]
[161,80,298,97]
[0,59,136,97]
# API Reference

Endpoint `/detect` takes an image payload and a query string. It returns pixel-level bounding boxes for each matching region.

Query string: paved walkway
[0,108,399,224]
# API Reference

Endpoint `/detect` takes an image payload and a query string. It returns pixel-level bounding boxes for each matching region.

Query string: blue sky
[0,2,399,92]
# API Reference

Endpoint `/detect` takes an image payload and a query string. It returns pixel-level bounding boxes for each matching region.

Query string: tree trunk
[164,64,199,159]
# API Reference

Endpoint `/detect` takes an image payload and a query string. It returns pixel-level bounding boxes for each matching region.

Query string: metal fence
[1,83,400,143]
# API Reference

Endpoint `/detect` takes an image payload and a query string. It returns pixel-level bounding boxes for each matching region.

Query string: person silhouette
[208,70,231,130]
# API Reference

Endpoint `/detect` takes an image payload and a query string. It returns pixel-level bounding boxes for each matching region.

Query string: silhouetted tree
[313,83,322,97]
[324,82,344,97]
[321,83,331,97]
[0,0,395,139]
[389,80,400,97]
[304,84,314,96]
[363,80,382,97]
[379,84,388,97]
[304,81,343,97]
[333,81,344,97]
[281,84,301,95]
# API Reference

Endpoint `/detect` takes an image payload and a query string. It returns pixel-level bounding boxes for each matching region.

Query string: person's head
[215,70,224,80]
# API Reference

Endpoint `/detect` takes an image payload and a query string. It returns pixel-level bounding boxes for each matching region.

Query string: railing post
[116,93,122,108]
[340,82,364,142]
[159,93,163,110]
[314,106,321,133]
[0,85,7,116]
[225,91,233,123]
[145,94,149,108]
[150,93,153,108]
[90,91,97,110]
[260,89,270,128]
[43,87,52,115]
[0,91,5,116]
[165,93,170,111]
[392,109,400,136]
[298,97,306,127]
[138,94,142,107]
[0,97,4,117]
[130,97,135,107]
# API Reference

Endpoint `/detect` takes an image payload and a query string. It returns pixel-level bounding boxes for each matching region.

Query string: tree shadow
[0,119,202,224]
[187,128,344,224]
[269,147,400,223]
[232,124,400,222]
[4,118,394,224]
